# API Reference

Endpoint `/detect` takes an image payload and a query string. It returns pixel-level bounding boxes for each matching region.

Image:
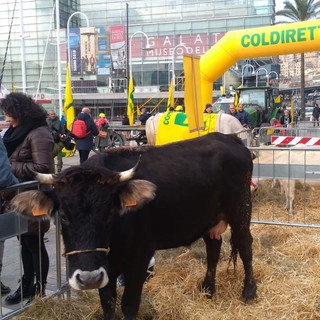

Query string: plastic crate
[0,211,28,241]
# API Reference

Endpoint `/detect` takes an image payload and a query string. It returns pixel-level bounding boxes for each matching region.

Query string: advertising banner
[80,27,96,76]
[110,25,126,70]
[69,28,81,75]
[96,26,111,76]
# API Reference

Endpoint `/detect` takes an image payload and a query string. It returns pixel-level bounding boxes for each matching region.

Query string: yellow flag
[127,77,134,125]
[63,64,75,131]
[167,79,174,111]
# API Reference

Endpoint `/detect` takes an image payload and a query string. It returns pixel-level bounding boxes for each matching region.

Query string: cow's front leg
[99,279,117,320]
[121,258,150,319]
[201,234,222,297]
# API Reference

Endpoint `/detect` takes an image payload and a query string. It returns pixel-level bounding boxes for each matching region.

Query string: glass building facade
[0,0,275,118]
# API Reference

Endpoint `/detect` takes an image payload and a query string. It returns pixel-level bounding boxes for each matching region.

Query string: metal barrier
[0,181,67,319]
[253,122,320,146]
[250,145,320,228]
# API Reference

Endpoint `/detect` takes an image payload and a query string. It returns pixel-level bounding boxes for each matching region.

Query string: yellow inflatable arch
[200,19,320,106]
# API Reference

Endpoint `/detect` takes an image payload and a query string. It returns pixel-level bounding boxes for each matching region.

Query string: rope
[0,0,18,87]
[63,247,110,257]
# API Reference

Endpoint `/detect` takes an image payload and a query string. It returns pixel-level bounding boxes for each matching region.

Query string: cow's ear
[117,179,156,215]
[10,190,55,219]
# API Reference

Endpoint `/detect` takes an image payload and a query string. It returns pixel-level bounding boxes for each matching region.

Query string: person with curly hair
[1,92,53,304]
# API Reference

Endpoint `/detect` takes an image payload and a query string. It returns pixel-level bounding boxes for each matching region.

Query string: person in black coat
[139,107,151,125]
[74,107,99,164]
[280,109,292,127]
[312,103,320,126]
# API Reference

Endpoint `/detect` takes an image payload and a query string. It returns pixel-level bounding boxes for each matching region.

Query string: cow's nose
[69,267,108,290]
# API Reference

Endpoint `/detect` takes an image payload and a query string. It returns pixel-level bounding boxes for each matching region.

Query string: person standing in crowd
[47,110,65,172]
[312,103,320,127]
[228,103,237,116]
[74,107,99,164]
[121,113,130,140]
[1,92,53,304]
[280,109,292,127]
[95,112,109,130]
[139,107,151,125]
[204,103,213,113]
[0,138,19,296]
[174,105,184,112]
[122,113,129,126]
[47,110,65,134]
[236,104,252,128]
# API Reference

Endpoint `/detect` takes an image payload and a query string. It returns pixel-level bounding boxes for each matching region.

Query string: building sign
[32,93,52,104]
[131,33,225,58]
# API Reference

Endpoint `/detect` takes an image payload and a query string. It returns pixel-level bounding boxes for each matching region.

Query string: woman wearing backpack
[73,107,99,164]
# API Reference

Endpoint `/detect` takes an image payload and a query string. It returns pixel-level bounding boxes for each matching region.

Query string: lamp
[67,12,91,76]
[268,71,279,79]
[129,31,152,78]
[255,67,269,86]
[241,63,255,86]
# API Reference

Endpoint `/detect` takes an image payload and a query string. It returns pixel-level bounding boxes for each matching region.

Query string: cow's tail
[228,234,238,272]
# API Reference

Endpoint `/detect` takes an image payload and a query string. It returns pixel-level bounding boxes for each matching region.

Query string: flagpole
[19,0,26,93]
[55,0,63,119]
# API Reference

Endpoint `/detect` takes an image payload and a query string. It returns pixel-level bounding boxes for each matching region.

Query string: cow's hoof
[200,281,215,298]
[241,284,256,304]
[241,296,255,305]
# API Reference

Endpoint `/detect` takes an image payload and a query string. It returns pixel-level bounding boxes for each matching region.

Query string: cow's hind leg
[230,224,256,304]
[201,234,222,297]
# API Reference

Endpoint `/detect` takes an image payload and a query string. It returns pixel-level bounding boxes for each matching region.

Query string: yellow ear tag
[125,200,137,207]
[32,208,47,216]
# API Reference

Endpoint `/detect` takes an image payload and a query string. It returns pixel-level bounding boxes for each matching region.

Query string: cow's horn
[35,172,55,184]
[119,155,141,182]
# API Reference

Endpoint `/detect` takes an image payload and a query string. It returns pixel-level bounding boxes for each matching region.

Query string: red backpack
[71,119,90,138]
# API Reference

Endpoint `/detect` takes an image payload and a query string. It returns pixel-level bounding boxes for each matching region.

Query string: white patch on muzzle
[69,267,108,290]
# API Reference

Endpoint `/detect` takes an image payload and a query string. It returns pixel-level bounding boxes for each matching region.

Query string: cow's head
[10,160,156,291]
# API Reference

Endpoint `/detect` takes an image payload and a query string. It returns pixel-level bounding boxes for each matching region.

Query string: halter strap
[63,247,110,257]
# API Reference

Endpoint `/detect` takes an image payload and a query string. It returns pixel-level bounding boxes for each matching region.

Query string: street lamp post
[67,12,91,75]
[241,63,255,86]
[129,31,151,78]
[268,71,279,86]
[268,71,279,79]
[255,67,269,87]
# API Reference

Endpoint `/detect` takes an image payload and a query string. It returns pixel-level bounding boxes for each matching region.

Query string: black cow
[10,132,256,320]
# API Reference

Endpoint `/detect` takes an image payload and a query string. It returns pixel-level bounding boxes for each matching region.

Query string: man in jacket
[236,104,252,128]
[74,107,99,164]
[312,103,320,127]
